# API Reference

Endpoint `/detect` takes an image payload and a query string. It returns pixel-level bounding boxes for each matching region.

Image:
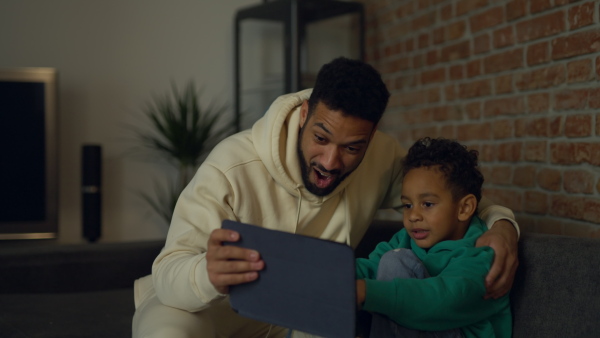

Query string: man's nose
[321,146,342,171]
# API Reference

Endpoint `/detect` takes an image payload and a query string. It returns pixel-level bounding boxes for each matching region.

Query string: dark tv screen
[0,68,58,239]
[0,81,47,222]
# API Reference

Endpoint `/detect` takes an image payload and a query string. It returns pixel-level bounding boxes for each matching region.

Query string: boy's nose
[408,210,422,222]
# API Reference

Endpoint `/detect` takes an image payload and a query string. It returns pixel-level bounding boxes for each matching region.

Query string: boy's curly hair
[402,137,484,202]
[308,57,390,124]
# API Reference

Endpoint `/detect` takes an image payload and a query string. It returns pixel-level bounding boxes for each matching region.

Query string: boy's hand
[476,219,519,299]
[206,228,264,294]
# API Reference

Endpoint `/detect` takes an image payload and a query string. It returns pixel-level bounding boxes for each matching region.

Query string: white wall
[0,0,257,243]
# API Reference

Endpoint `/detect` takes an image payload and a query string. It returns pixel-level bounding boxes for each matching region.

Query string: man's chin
[304,181,337,197]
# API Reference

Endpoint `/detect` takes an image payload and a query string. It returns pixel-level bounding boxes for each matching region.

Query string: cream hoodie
[140,88,518,314]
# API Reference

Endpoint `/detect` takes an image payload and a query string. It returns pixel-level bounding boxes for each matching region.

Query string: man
[132,57,519,338]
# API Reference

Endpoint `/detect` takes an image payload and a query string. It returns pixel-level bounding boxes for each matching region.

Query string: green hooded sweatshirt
[356,216,512,338]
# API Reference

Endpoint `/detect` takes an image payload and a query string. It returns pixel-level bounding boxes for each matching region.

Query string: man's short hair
[308,57,390,124]
[401,137,484,202]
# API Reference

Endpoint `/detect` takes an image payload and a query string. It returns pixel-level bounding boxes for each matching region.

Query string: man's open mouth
[313,167,335,188]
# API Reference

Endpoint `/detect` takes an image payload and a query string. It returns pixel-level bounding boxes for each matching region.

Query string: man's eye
[346,146,359,153]
[314,135,325,143]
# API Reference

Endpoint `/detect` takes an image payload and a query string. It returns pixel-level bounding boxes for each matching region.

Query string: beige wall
[0,0,256,243]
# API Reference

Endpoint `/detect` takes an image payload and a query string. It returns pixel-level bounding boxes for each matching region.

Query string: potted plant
[131,81,234,225]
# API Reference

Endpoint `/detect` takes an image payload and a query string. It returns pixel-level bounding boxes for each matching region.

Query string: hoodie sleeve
[362,247,509,331]
[151,162,236,312]
[478,196,520,238]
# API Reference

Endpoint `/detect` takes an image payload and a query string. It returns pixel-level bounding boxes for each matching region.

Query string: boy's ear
[457,194,477,222]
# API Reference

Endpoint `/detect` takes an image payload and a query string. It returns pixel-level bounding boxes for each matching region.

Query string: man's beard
[297,126,350,197]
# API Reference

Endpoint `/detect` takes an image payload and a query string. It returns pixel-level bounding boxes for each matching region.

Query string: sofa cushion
[511,232,600,337]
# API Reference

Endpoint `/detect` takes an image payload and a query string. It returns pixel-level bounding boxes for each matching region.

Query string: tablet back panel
[222,220,356,338]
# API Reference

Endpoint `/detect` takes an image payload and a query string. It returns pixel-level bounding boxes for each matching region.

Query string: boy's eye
[423,202,435,208]
[401,203,412,209]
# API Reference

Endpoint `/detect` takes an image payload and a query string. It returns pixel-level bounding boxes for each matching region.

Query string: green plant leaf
[137,176,182,225]
[130,80,235,225]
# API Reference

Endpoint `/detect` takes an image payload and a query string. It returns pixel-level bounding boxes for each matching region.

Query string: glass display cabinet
[234,0,365,131]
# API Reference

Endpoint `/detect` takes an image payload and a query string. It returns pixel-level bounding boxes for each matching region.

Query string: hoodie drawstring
[343,191,351,246]
[294,184,302,231]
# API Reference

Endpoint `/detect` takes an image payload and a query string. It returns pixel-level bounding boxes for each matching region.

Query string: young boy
[355,137,512,338]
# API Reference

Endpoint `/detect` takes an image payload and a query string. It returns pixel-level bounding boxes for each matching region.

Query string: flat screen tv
[0,67,58,239]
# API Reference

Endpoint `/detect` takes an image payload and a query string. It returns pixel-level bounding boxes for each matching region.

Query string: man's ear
[369,123,379,141]
[457,194,477,222]
[300,100,309,128]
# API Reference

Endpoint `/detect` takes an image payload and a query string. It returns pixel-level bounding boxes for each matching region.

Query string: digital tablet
[222,220,356,338]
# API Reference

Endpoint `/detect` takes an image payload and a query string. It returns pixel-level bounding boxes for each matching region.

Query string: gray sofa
[1,220,599,337]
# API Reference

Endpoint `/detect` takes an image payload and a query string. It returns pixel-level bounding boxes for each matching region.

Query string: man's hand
[476,219,519,299]
[206,228,264,294]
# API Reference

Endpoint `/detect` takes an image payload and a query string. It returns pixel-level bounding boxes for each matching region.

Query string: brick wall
[361,0,600,237]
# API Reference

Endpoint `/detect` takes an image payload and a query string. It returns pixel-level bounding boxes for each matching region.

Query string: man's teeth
[316,169,331,177]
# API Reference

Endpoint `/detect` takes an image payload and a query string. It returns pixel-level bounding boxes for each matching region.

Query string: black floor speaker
[82,145,102,242]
